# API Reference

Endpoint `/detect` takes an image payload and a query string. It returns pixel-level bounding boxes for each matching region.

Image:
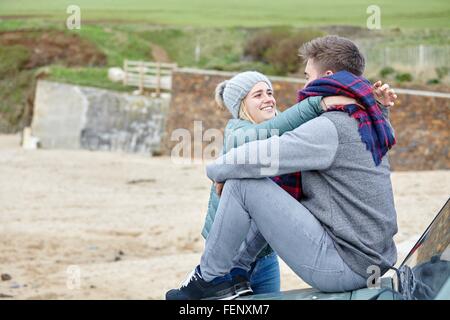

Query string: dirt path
[150,43,171,63]
[0,134,448,299]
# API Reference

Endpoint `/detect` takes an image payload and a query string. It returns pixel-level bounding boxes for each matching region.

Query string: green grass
[0,0,449,28]
[137,27,248,69]
[76,25,152,66]
[46,66,130,91]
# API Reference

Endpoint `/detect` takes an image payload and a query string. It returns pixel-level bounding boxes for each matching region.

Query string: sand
[0,134,448,299]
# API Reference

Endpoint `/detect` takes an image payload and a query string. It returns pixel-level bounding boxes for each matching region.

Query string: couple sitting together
[166,35,399,300]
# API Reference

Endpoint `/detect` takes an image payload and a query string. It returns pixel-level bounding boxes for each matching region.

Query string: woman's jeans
[249,252,280,294]
[200,178,367,293]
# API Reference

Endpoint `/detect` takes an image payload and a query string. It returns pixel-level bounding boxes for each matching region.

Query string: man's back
[301,111,398,279]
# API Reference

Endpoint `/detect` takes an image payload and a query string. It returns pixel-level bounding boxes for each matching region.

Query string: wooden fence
[123,60,177,96]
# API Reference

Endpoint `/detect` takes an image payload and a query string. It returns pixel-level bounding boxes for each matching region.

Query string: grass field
[1,0,449,28]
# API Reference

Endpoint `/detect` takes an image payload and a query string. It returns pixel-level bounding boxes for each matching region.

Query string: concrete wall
[163,68,450,171]
[32,80,170,155]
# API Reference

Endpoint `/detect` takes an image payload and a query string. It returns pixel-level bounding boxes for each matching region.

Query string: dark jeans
[249,252,280,294]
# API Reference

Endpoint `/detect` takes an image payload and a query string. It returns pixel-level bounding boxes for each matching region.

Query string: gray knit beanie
[215,71,273,118]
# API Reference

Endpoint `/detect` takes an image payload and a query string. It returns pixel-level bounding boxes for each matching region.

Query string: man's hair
[299,35,365,76]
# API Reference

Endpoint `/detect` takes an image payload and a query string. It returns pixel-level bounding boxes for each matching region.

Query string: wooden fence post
[123,59,128,86]
[156,62,161,97]
[139,61,144,94]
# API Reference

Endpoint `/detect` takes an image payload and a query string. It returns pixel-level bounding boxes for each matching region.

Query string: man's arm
[207,116,339,182]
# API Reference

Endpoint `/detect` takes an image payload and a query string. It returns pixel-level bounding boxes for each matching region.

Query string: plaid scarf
[271,172,302,202]
[297,71,396,166]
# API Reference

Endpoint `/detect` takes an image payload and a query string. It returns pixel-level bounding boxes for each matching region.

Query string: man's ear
[325,70,334,76]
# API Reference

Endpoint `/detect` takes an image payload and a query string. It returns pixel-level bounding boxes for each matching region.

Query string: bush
[266,31,323,75]
[244,28,324,75]
[379,66,395,78]
[395,72,413,82]
[426,78,440,85]
[435,66,449,80]
[243,28,291,63]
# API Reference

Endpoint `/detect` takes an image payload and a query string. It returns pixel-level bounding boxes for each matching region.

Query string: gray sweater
[206,111,398,278]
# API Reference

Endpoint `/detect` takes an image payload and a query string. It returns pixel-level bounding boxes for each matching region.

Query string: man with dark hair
[166,35,398,300]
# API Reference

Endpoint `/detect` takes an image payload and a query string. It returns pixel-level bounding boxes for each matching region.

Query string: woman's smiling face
[242,82,277,123]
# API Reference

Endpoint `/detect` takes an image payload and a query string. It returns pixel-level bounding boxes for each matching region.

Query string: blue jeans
[249,252,280,294]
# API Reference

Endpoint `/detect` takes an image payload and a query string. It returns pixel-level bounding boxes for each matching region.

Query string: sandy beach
[0,134,449,299]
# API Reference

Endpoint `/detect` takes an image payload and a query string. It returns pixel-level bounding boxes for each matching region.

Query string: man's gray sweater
[206,111,398,278]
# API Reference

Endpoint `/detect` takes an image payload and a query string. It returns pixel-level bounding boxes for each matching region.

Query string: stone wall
[163,68,450,171]
[32,80,170,155]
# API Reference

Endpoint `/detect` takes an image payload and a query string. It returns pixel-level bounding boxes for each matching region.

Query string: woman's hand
[215,181,224,197]
[321,96,364,110]
[372,81,397,107]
